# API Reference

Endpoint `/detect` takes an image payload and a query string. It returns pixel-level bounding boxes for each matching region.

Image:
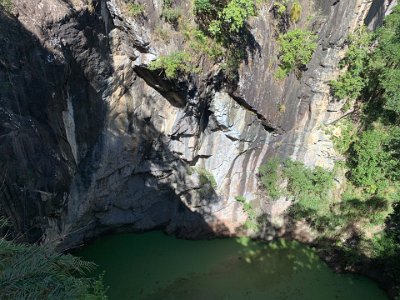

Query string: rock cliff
[0,0,394,247]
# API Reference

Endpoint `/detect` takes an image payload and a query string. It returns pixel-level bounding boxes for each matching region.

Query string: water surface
[78,231,388,300]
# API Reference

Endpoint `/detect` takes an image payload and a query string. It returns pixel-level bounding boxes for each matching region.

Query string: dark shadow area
[0,1,228,248]
[0,8,80,242]
[219,26,262,88]
[133,66,189,108]
[364,0,386,30]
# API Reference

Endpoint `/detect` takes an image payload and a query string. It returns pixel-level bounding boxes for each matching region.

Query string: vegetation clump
[0,0,12,12]
[194,0,257,36]
[288,6,400,295]
[212,0,257,34]
[289,0,301,23]
[283,160,334,211]
[330,27,372,101]
[258,158,280,200]
[349,126,400,194]
[235,196,258,231]
[273,0,288,16]
[258,159,335,212]
[127,2,145,17]
[194,0,214,14]
[329,118,358,155]
[162,0,181,25]
[275,28,317,79]
[0,218,107,299]
[196,167,217,189]
[180,20,224,60]
[149,51,194,79]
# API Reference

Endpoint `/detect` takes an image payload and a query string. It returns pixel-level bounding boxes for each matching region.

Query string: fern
[0,239,107,299]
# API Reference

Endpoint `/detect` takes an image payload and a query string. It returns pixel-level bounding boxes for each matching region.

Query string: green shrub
[371,5,400,116]
[349,127,400,193]
[220,0,257,33]
[0,235,107,299]
[194,0,213,14]
[283,160,334,211]
[273,1,287,16]
[258,159,334,213]
[290,0,301,23]
[330,27,372,100]
[196,167,217,189]
[331,118,357,154]
[243,201,259,231]
[148,52,193,79]
[259,159,281,200]
[201,0,257,36]
[234,195,259,231]
[274,67,287,80]
[380,68,400,114]
[162,7,181,24]
[0,0,13,12]
[235,195,246,203]
[330,71,366,100]
[371,233,399,258]
[276,29,317,78]
[181,22,224,60]
[127,2,145,16]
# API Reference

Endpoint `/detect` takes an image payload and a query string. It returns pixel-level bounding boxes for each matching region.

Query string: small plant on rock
[0,0,13,12]
[276,28,317,78]
[290,0,301,23]
[149,51,194,79]
[127,2,145,17]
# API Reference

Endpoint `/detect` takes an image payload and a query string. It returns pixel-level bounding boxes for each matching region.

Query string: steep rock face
[0,0,393,247]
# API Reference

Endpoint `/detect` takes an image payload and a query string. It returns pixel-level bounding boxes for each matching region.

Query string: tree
[276,28,317,78]
[0,218,107,299]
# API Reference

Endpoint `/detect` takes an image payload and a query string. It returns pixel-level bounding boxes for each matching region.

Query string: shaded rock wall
[0,0,394,247]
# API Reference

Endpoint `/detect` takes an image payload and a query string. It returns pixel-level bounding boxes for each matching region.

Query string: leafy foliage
[196,167,217,189]
[330,118,358,154]
[162,7,181,24]
[219,0,257,33]
[235,195,246,203]
[330,27,372,100]
[283,160,334,212]
[0,238,107,299]
[180,20,224,60]
[194,0,214,14]
[259,159,280,200]
[235,196,259,231]
[149,52,194,79]
[0,0,12,13]
[273,0,287,16]
[127,2,145,17]
[276,29,317,78]
[258,159,335,212]
[162,0,181,24]
[372,6,400,115]
[193,0,257,36]
[290,0,301,23]
[349,127,400,193]
[331,6,400,116]
[300,7,400,296]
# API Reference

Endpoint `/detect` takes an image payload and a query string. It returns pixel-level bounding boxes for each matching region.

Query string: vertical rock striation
[0,0,394,247]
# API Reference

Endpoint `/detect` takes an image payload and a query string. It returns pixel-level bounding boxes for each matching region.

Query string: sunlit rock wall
[0,0,394,247]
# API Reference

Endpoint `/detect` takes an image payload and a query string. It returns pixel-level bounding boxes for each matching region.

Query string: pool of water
[78,231,388,300]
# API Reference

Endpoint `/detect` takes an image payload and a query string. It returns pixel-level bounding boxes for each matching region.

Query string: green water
[78,231,388,300]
